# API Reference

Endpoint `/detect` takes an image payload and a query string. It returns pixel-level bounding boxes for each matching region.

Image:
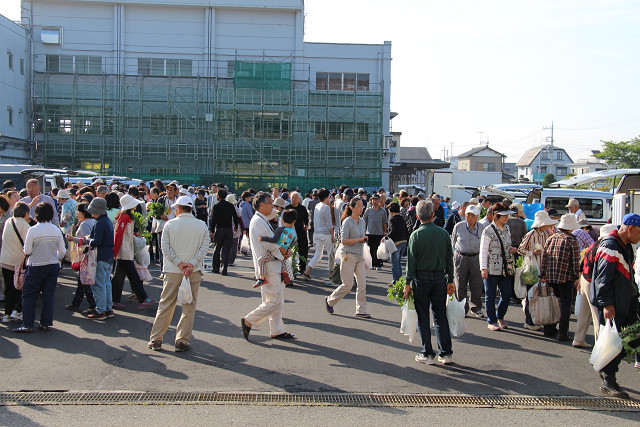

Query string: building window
[314,121,369,141]
[20,58,24,75]
[556,151,563,160]
[46,55,101,73]
[315,72,370,91]
[139,58,192,76]
[7,51,13,70]
[7,107,13,126]
[41,28,61,44]
[540,166,547,174]
[556,167,567,176]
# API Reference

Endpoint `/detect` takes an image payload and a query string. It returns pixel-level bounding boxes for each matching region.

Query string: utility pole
[543,121,554,176]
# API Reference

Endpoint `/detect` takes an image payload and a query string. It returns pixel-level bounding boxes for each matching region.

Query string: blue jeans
[391,242,406,283]
[484,274,513,324]
[94,260,113,313]
[21,263,60,328]
[413,272,452,357]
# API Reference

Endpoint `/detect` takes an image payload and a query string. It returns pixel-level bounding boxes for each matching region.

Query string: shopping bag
[513,267,527,299]
[400,301,419,343]
[134,244,151,267]
[334,243,344,265]
[446,295,466,337]
[134,261,153,282]
[133,235,147,253]
[70,243,84,271]
[14,254,28,291]
[377,240,390,261]
[520,252,540,286]
[362,244,372,269]
[177,276,193,305]
[79,249,97,285]
[240,234,251,254]
[528,283,561,325]
[574,290,582,315]
[384,237,397,254]
[590,319,623,371]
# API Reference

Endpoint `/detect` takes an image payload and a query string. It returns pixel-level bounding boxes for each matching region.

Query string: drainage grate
[0,392,638,411]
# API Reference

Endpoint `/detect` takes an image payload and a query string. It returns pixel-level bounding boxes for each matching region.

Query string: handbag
[70,242,84,271]
[11,219,28,290]
[79,248,98,285]
[491,224,515,277]
[528,282,561,325]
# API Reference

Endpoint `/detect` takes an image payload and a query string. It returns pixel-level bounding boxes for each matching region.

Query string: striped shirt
[23,222,66,266]
[250,211,284,277]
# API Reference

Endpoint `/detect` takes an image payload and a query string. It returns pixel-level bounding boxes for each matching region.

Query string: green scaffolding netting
[234,61,291,90]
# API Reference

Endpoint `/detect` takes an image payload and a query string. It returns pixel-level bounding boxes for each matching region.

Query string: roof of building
[457,146,505,159]
[398,147,433,162]
[515,145,574,167]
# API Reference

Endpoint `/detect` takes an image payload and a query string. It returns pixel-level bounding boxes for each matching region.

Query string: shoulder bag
[11,219,28,290]
[491,224,516,277]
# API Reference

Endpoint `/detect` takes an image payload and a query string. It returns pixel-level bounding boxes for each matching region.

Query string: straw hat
[120,194,142,211]
[531,210,558,228]
[557,213,580,231]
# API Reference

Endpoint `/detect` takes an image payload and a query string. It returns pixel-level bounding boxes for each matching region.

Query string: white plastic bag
[590,319,623,371]
[377,240,390,261]
[384,237,397,254]
[240,234,251,254]
[177,276,193,306]
[400,301,419,343]
[134,244,151,267]
[520,252,540,286]
[513,267,527,299]
[362,244,372,270]
[133,235,147,253]
[446,295,466,337]
[574,290,582,315]
[334,243,344,265]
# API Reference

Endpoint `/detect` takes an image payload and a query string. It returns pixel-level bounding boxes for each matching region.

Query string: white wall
[434,170,502,203]
[0,14,30,162]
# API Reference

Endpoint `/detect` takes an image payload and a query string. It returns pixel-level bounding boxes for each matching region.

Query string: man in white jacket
[148,196,209,352]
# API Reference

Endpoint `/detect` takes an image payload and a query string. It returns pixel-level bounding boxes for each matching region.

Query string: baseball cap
[466,204,480,216]
[622,213,640,226]
[173,195,193,208]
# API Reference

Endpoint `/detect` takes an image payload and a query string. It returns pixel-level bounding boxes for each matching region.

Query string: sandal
[271,332,295,340]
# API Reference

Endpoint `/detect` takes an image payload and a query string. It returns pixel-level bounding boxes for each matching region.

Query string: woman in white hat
[58,189,78,236]
[111,194,157,310]
[518,210,558,331]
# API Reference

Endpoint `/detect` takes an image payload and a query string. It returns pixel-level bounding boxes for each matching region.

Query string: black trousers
[543,281,573,337]
[367,234,384,267]
[212,226,233,271]
[111,259,148,303]
[297,231,309,273]
[71,275,96,309]
[2,267,21,315]
[601,297,640,378]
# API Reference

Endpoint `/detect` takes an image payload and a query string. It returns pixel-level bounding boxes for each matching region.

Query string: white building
[19,0,392,190]
[570,151,608,175]
[0,13,31,163]
[516,144,574,183]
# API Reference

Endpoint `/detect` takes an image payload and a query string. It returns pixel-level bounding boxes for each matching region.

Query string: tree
[595,137,640,168]
[542,173,556,188]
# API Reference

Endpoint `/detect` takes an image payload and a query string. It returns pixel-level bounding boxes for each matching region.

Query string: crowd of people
[0,178,638,399]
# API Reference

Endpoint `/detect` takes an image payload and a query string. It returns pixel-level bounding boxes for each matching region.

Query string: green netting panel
[234,61,291,90]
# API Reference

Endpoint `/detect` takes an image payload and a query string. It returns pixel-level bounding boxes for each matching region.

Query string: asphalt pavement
[1,246,639,424]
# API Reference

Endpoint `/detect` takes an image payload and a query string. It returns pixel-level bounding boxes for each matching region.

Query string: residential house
[516,145,574,183]
[570,151,608,175]
[389,146,449,193]
[456,146,505,173]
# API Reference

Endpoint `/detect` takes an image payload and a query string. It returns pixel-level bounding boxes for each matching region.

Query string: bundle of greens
[131,211,152,244]
[387,276,414,309]
[619,321,640,364]
[148,202,168,218]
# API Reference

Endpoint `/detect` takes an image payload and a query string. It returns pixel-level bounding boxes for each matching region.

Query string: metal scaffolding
[32,57,384,191]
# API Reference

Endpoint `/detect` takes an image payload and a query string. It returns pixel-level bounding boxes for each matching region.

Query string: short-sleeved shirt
[341,216,366,255]
[363,207,387,235]
[277,227,297,249]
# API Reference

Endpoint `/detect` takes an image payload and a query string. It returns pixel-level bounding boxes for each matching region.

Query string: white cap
[179,187,189,195]
[173,195,193,208]
[466,204,480,216]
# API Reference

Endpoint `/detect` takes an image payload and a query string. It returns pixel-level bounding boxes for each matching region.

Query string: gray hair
[416,200,434,222]
[290,191,300,200]
[252,191,272,211]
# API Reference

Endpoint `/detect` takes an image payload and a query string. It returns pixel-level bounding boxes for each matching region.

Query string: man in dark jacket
[592,214,640,399]
[285,191,309,274]
[209,188,238,275]
[86,197,115,320]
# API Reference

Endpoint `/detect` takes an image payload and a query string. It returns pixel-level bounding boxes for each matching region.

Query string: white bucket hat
[557,213,580,231]
[57,189,70,199]
[226,194,238,205]
[531,210,558,228]
[451,201,460,210]
[599,223,617,238]
[120,194,142,211]
[273,197,287,208]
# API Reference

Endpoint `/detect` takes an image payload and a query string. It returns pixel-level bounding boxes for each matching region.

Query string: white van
[525,188,612,226]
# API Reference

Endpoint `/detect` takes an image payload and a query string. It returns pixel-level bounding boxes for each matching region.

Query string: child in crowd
[255,209,297,288]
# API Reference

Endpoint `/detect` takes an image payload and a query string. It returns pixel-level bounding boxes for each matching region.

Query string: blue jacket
[89,214,114,263]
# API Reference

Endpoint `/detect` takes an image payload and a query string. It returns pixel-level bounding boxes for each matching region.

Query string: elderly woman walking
[324,197,370,317]
[0,202,30,323]
[480,203,518,331]
[14,203,66,333]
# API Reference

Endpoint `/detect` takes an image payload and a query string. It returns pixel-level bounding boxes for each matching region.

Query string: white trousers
[245,272,286,336]
[307,233,334,271]
[574,276,600,343]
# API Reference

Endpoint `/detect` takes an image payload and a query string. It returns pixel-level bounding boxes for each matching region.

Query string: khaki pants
[574,276,600,343]
[149,271,202,345]
[327,252,367,314]
[245,272,286,336]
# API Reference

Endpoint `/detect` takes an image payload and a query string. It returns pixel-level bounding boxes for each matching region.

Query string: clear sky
[3,0,639,163]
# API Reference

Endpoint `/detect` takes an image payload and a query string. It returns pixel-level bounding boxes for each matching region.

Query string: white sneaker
[524,323,541,331]
[437,354,453,365]
[10,310,22,321]
[415,354,436,364]
[159,274,165,279]
[1,315,13,323]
